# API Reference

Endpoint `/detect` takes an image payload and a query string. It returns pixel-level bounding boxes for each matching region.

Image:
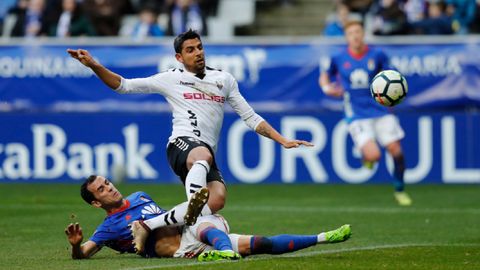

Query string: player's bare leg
[386,141,412,206]
[361,140,381,169]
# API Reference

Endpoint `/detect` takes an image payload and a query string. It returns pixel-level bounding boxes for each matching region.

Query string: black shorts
[166,136,225,185]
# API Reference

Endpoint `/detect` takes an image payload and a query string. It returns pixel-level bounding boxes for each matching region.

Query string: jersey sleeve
[225,74,265,130]
[89,223,117,247]
[326,55,338,80]
[114,70,173,96]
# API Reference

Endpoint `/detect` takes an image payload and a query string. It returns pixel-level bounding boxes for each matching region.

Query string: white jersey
[115,67,264,152]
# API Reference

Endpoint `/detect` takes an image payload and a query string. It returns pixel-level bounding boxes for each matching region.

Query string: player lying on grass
[65,175,352,261]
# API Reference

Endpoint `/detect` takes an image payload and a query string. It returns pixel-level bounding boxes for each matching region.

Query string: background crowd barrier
[0,37,479,183]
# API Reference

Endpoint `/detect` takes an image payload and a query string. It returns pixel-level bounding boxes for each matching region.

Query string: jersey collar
[348,45,369,60]
[184,68,206,80]
[108,199,130,216]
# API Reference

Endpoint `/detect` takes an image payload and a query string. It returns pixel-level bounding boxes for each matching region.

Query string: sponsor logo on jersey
[180,81,195,86]
[343,61,351,69]
[183,93,225,103]
[141,204,163,215]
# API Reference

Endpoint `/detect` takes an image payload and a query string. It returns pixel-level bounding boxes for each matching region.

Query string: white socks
[186,160,212,216]
[144,201,189,229]
[185,160,210,200]
[317,233,327,244]
[143,201,212,230]
[144,160,212,230]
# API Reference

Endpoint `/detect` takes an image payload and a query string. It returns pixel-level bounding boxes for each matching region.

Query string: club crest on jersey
[368,59,375,70]
[216,81,223,90]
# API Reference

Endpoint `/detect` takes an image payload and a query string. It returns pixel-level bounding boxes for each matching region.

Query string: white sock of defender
[185,160,210,200]
[143,202,213,230]
[317,233,327,243]
[144,202,189,229]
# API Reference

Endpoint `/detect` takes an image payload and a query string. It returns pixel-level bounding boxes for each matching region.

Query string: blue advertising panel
[0,111,478,184]
[0,42,479,111]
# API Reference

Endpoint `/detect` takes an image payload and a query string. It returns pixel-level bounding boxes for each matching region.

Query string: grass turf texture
[0,184,479,270]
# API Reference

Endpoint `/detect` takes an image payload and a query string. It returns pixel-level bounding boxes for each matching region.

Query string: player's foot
[325,224,352,243]
[198,250,242,262]
[394,191,412,206]
[131,220,151,254]
[362,160,375,169]
[185,187,209,226]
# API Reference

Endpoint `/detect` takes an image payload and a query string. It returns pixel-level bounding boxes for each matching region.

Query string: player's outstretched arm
[67,49,122,90]
[255,121,313,149]
[319,72,343,97]
[65,223,100,259]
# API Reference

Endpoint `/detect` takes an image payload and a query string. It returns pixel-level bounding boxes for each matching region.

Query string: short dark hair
[343,20,363,31]
[81,175,98,204]
[174,29,201,53]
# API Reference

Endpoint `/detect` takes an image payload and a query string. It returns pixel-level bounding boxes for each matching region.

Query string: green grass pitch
[1,184,479,270]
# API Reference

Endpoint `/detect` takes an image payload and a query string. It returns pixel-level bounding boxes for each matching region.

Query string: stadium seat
[207,0,255,39]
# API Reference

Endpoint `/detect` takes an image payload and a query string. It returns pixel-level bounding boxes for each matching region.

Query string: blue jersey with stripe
[327,46,390,122]
[89,192,166,257]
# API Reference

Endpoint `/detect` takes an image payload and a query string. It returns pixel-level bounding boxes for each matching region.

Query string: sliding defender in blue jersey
[319,21,412,206]
[65,175,351,261]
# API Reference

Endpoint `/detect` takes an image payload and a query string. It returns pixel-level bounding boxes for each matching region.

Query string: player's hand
[323,83,344,97]
[67,49,96,67]
[282,140,314,149]
[65,222,83,246]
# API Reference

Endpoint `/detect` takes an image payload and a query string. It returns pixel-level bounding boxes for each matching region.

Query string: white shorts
[173,214,241,258]
[348,114,404,150]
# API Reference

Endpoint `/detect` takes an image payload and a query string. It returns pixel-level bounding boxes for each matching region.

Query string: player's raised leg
[131,188,210,254]
[360,140,381,169]
[184,147,214,225]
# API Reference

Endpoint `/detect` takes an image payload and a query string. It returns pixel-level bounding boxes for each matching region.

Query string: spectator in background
[323,2,351,36]
[411,1,453,34]
[198,0,218,16]
[470,0,480,33]
[167,0,207,36]
[47,0,96,37]
[129,0,167,14]
[403,0,427,23]
[369,0,409,35]
[0,0,17,35]
[82,0,129,36]
[130,6,165,40]
[11,0,47,37]
[445,0,476,34]
[343,0,373,17]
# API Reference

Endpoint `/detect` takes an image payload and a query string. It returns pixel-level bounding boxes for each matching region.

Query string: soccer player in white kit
[67,30,313,255]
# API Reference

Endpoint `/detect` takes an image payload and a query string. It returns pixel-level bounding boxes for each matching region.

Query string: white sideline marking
[121,243,480,270]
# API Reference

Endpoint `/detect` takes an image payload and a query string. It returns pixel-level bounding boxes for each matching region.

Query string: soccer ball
[370,70,408,106]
